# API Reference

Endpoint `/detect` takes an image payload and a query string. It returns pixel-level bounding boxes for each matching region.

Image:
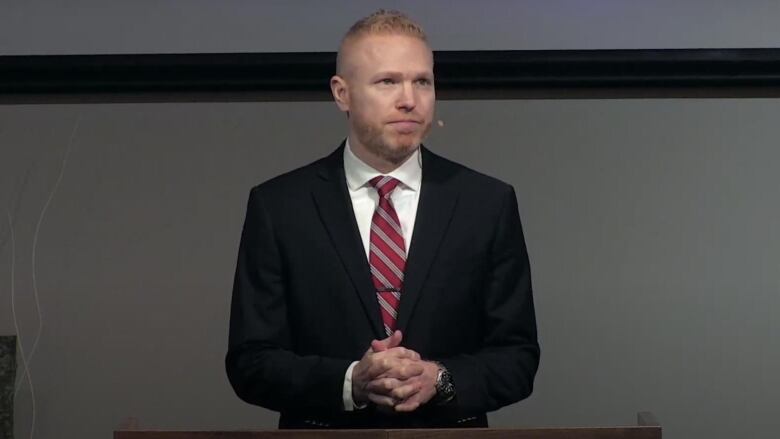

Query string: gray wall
[3,0,780,54]
[3,99,780,439]
[2,2,780,439]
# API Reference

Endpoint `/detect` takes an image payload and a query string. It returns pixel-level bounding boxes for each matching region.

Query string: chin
[389,140,420,156]
[391,133,422,148]
[377,145,417,164]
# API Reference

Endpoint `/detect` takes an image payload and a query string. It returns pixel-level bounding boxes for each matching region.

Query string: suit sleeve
[438,185,540,413]
[225,188,353,413]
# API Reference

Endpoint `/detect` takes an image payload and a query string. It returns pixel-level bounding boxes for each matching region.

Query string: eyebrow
[371,71,433,79]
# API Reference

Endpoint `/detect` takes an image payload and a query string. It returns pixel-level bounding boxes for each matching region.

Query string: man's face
[334,33,435,165]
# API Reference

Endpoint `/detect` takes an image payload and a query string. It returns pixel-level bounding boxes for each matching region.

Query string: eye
[378,78,395,85]
[415,78,432,86]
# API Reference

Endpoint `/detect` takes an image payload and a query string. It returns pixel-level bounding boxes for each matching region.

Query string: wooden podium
[115,412,661,439]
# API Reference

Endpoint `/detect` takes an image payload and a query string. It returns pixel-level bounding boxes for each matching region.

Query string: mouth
[388,119,421,124]
[388,120,421,133]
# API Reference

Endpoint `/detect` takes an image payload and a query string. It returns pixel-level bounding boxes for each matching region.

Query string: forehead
[344,34,433,77]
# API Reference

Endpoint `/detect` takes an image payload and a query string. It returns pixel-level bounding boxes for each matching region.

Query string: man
[226,10,539,428]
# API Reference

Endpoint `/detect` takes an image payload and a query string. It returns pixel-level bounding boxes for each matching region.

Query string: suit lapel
[397,146,459,332]
[311,143,385,339]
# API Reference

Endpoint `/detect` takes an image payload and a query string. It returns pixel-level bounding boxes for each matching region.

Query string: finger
[366,355,403,378]
[366,355,390,376]
[393,392,422,412]
[381,346,420,360]
[368,356,423,379]
[371,330,403,352]
[378,361,424,380]
[394,401,420,412]
[393,386,428,412]
[370,340,386,353]
[366,377,402,395]
[388,330,403,347]
[389,380,422,401]
[367,392,397,408]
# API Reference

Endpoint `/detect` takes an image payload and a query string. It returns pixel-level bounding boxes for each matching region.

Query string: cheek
[353,97,385,123]
[419,95,436,119]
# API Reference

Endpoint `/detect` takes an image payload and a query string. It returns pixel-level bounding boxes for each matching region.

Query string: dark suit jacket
[226,143,540,428]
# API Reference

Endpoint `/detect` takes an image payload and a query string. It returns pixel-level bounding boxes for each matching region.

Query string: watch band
[433,362,456,404]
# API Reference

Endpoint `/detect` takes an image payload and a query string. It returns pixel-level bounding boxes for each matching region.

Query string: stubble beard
[353,117,432,166]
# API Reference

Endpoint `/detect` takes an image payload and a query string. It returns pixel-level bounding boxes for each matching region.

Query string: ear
[330,75,350,113]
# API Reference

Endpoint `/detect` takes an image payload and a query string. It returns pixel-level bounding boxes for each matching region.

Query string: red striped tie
[369,176,406,336]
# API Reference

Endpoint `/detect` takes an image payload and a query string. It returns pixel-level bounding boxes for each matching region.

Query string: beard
[352,114,432,165]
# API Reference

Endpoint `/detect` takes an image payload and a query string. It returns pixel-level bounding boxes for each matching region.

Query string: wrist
[351,374,367,406]
[431,361,456,405]
[345,361,368,411]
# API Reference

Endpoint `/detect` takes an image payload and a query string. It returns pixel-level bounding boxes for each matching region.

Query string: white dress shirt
[341,138,423,410]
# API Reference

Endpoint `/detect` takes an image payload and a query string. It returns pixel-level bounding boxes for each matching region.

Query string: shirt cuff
[343,361,367,411]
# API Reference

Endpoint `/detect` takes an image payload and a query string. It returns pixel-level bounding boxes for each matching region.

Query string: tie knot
[369,176,401,199]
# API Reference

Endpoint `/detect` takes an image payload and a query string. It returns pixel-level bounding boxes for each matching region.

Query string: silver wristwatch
[433,362,456,404]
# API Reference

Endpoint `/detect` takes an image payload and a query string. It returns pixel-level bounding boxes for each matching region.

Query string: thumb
[371,330,403,352]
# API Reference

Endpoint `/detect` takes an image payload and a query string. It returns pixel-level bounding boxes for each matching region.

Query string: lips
[388,120,421,133]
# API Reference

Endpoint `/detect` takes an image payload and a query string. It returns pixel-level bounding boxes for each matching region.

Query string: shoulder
[247,150,335,202]
[423,147,514,199]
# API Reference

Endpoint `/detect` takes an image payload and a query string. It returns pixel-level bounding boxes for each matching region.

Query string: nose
[396,81,416,112]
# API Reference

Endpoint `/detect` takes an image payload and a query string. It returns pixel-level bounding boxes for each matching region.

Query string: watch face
[436,369,455,401]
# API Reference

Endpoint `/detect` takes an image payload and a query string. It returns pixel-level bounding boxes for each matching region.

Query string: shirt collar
[343,137,422,192]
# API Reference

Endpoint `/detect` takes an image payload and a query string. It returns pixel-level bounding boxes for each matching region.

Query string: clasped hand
[351,330,439,412]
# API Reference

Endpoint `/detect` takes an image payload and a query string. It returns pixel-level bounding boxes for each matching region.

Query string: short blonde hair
[336,10,429,76]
